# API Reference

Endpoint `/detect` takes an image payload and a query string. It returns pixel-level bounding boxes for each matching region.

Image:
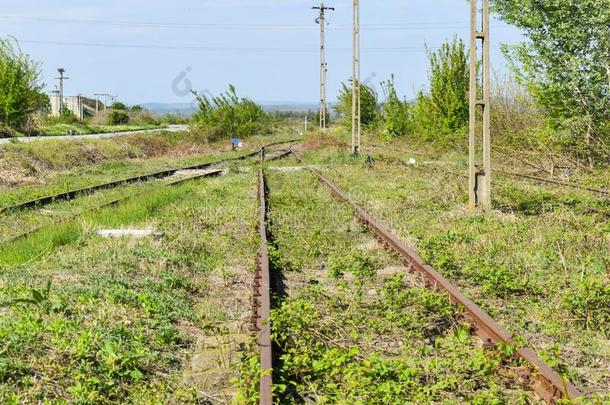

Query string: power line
[20,38,483,53]
[0,15,514,31]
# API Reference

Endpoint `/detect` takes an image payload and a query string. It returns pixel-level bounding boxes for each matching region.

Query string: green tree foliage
[492,0,610,163]
[415,38,469,138]
[107,110,130,125]
[335,80,379,129]
[191,85,271,141]
[110,101,128,111]
[0,37,48,133]
[380,76,413,138]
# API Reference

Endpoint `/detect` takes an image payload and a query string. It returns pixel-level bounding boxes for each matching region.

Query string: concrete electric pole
[469,0,491,209]
[313,2,334,130]
[56,68,69,113]
[352,0,361,155]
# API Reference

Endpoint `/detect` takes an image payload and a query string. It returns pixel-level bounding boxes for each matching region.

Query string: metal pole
[469,0,491,209]
[313,3,334,130]
[56,68,68,114]
[352,0,361,155]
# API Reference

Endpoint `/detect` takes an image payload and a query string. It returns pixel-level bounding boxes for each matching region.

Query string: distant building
[49,95,98,120]
[50,95,84,120]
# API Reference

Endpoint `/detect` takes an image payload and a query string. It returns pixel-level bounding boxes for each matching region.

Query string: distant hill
[141,102,323,116]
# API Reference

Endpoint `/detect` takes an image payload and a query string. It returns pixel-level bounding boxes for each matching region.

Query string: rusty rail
[289,147,582,403]
[0,139,300,215]
[497,170,610,197]
[0,169,223,246]
[252,168,273,405]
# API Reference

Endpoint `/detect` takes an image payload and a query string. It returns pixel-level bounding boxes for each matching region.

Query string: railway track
[252,167,274,405]
[0,141,297,246]
[0,139,299,215]
[373,152,609,198]
[0,169,224,246]
[274,147,582,403]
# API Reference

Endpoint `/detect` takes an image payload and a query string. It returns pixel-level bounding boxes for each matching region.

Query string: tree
[110,101,128,111]
[335,80,379,129]
[191,85,271,141]
[381,76,413,138]
[0,37,48,132]
[492,0,610,164]
[415,38,469,137]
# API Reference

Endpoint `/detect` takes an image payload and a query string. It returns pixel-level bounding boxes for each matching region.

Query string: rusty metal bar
[497,170,610,197]
[0,170,224,246]
[0,140,299,215]
[254,168,273,405]
[289,148,582,403]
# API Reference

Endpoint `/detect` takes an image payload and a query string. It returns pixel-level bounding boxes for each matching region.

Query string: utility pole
[313,2,334,130]
[469,0,491,209]
[94,93,105,112]
[351,0,361,155]
[56,68,69,113]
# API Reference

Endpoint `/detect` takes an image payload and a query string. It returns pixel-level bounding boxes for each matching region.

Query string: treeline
[0,37,48,136]
[333,0,609,166]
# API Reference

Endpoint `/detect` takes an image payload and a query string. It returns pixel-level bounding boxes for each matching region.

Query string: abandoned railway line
[247,148,586,404]
[0,140,606,403]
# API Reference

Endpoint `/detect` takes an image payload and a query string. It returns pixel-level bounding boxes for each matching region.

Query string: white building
[49,95,85,120]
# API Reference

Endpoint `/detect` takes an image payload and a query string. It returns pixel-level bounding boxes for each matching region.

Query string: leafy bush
[493,0,610,166]
[110,101,128,111]
[191,85,271,142]
[381,76,413,139]
[0,37,48,133]
[334,80,380,129]
[412,38,469,141]
[107,110,130,125]
[160,112,189,125]
[563,276,610,331]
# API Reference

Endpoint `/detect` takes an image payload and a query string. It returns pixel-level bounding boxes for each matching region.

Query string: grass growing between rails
[238,169,539,404]
[37,123,162,137]
[0,172,259,403]
[291,140,609,400]
[0,131,296,203]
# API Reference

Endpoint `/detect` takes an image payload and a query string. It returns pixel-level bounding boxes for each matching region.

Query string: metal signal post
[469,0,491,209]
[352,0,361,155]
[313,2,334,130]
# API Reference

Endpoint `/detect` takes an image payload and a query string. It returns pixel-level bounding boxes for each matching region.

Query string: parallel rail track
[0,142,298,246]
[0,140,299,215]
[288,147,582,403]
[374,152,609,198]
[0,169,224,246]
[252,168,274,405]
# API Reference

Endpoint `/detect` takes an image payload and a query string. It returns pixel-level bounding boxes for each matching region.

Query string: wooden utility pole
[313,2,334,130]
[469,0,491,209]
[352,0,361,155]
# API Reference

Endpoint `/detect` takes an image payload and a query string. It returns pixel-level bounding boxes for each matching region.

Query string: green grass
[291,134,609,400]
[37,123,162,136]
[0,132,297,207]
[0,172,258,403]
[237,168,538,404]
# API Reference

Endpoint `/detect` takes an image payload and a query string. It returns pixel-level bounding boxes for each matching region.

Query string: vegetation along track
[0,139,299,215]
[284,147,582,403]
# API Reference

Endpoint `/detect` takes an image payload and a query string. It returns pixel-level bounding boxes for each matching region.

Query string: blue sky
[0,0,523,105]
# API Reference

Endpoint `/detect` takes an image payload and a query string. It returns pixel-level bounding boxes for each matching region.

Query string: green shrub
[334,80,380,129]
[0,37,48,133]
[107,110,130,125]
[191,85,271,142]
[381,76,414,139]
[563,276,610,331]
[110,101,128,111]
[412,38,469,141]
